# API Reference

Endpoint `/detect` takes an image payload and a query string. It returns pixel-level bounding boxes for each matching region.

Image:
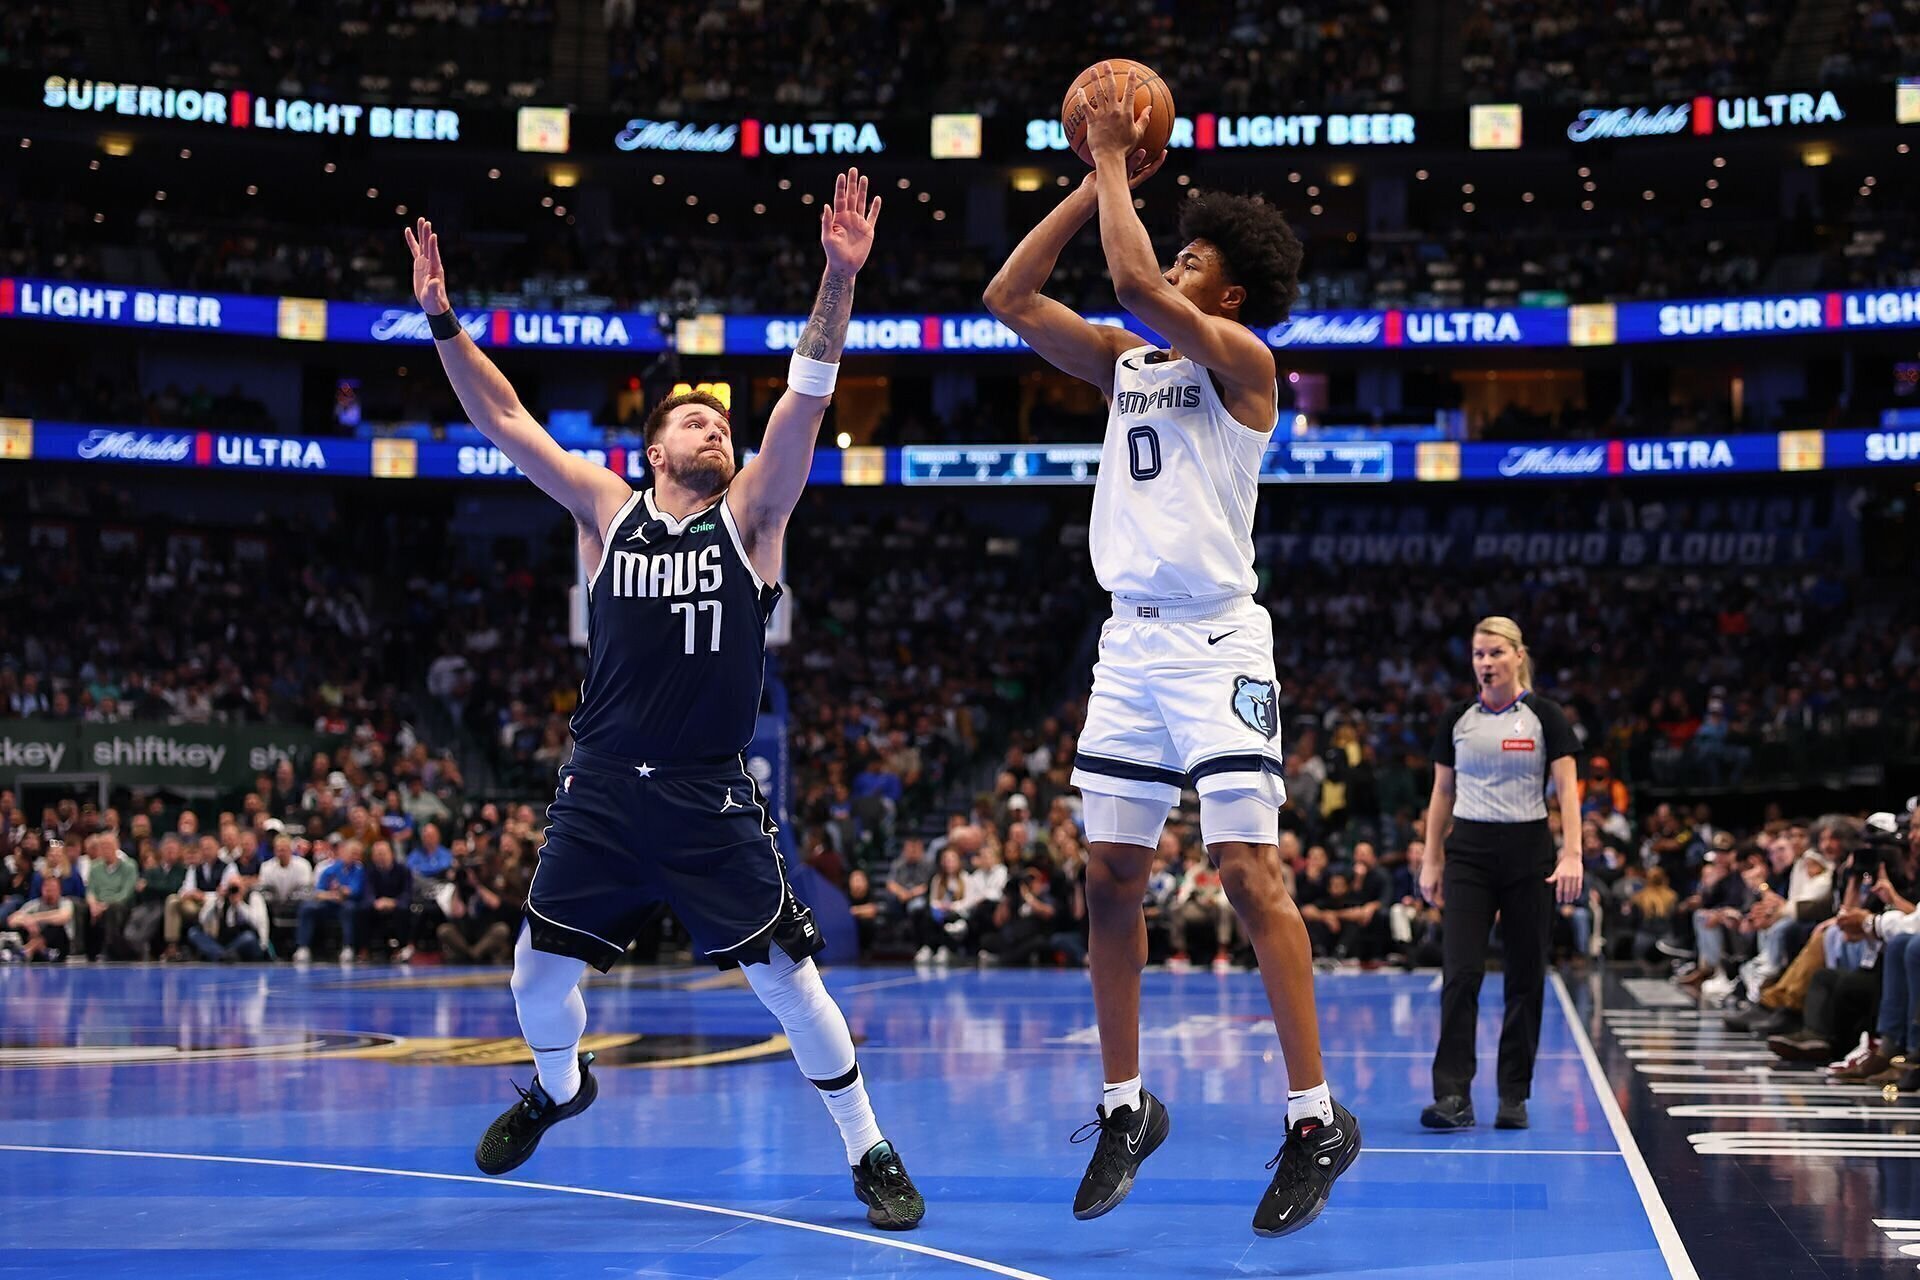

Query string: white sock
[533,1045,581,1105]
[1287,1080,1333,1128]
[511,926,588,1106]
[819,1066,886,1164]
[1102,1076,1142,1116]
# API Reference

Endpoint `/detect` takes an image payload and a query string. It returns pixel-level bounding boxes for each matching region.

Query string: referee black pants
[1432,819,1555,1103]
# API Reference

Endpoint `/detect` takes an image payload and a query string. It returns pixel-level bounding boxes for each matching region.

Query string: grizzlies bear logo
[1232,676,1278,740]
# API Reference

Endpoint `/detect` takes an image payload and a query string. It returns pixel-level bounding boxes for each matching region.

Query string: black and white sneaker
[1070,1091,1171,1220]
[1252,1100,1361,1238]
[851,1140,925,1231]
[474,1051,598,1176]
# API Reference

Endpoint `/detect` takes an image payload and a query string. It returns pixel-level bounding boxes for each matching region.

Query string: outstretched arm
[983,155,1161,395]
[727,168,881,580]
[1081,65,1275,397]
[406,219,630,532]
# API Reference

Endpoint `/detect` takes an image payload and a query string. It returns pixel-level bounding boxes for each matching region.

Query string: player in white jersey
[984,64,1359,1239]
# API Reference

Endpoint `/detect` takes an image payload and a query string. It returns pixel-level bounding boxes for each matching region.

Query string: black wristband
[426,309,461,340]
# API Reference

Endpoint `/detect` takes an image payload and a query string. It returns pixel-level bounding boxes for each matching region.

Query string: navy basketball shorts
[526,747,822,972]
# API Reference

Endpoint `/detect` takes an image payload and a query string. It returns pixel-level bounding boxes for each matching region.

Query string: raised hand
[1079,62,1153,163]
[821,167,883,276]
[403,217,451,314]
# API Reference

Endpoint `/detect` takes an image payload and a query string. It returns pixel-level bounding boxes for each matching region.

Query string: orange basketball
[1060,58,1175,167]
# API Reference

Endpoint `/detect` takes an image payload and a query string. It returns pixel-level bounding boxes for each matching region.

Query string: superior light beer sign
[40,76,461,141]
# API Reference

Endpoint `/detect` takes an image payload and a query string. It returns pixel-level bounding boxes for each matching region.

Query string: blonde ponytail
[1473,615,1533,691]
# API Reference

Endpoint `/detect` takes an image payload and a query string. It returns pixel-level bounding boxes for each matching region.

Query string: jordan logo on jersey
[610,544,724,599]
[720,789,743,812]
[1115,385,1201,416]
[1232,675,1278,740]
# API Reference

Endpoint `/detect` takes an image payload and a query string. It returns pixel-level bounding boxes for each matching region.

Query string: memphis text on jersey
[610,544,724,599]
[1115,384,1203,416]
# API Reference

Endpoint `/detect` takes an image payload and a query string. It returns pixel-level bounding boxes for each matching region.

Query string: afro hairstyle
[1175,192,1303,328]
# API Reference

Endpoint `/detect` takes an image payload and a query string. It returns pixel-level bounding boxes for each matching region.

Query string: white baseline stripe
[1550,973,1700,1280]
[0,1144,1049,1280]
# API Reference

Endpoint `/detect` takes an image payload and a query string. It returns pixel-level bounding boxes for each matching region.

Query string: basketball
[1060,58,1175,166]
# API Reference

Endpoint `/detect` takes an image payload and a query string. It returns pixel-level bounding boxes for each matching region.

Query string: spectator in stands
[918,847,972,964]
[1389,839,1445,967]
[1047,826,1090,967]
[407,823,452,881]
[259,833,314,908]
[845,868,882,959]
[403,777,454,829]
[0,840,34,926]
[361,840,414,962]
[1692,699,1752,786]
[1173,854,1236,972]
[963,833,1008,940]
[1340,843,1393,963]
[123,835,185,960]
[7,874,74,962]
[83,835,138,960]
[162,838,222,960]
[30,844,83,901]
[1626,868,1679,965]
[884,837,934,928]
[295,839,365,965]
[1672,843,1754,986]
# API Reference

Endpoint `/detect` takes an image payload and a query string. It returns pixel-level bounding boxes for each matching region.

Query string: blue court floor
[0,962,1683,1278]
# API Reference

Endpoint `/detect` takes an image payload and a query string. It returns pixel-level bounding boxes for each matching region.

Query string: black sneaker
[1495,1098,1529,1129]
[851,1140,925,1231]
[474,1052,598,1175]
[1252,1100,1362,1238]
[1420,1095,1475,1129]
[1749,1007,1801,1037]
[1070,1091,1171,1220]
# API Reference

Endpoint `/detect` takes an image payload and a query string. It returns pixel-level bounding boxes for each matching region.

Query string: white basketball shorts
[1069,595,1288,805]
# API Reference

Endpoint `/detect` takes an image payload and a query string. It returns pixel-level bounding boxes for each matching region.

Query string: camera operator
[979,860,1058,966]
[435,838,527,965]
[187,874,269,962]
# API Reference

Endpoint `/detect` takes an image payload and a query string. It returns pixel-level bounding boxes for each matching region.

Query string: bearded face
[648,403,736,495]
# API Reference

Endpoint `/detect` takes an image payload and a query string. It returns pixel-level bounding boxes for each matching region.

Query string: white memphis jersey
[1091,345,1273,601]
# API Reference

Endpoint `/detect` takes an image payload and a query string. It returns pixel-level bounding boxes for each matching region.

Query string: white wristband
[787,353,839,396]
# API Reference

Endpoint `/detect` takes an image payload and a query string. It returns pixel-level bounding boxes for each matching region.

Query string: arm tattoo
[794,269,854,363]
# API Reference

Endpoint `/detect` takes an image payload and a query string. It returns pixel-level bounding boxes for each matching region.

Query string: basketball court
[0,963,1737,1278]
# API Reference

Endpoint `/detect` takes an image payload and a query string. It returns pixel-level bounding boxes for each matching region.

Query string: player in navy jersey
[405,170,924,1231]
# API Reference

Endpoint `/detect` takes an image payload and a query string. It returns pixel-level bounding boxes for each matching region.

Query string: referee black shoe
[1070,1091,1171,1219]
[1419,1095,1475,1129]
[474,1051,598,1176]
[1252,1100,1362,1238]
[851,1140,925,1231]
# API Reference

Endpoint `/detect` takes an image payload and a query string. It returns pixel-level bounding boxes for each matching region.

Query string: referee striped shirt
[1432,692,1578,823]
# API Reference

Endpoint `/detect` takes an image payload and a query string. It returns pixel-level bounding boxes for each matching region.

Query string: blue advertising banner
[7,421,1916,485]
[10,276,1920,354]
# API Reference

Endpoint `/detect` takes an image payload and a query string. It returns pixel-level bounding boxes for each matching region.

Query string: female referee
[1418,616,1583,1130]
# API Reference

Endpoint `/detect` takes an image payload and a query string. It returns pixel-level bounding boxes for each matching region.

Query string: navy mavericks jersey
[570,488,781,760]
